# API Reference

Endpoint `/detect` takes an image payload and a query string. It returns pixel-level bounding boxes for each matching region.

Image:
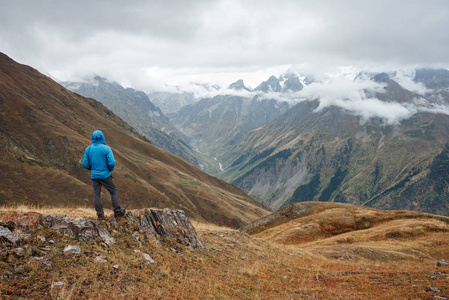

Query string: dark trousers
[92,176,122,217]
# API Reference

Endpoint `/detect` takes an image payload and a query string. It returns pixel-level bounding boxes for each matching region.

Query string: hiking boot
[114,208,126,218]
[97,215,105,221]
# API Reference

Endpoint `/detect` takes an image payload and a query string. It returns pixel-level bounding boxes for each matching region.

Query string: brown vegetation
[1,205,449,299]
[244,201,449,262]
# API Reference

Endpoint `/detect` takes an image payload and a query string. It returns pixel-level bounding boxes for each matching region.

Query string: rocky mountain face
[219,71,449,215]
[167,73,304,173]
[0,52,270,227]
[169,94,291,173]
[228,79,251,92]
[61,77,200,167]
[149,91,197,114]
[254,72,303,93]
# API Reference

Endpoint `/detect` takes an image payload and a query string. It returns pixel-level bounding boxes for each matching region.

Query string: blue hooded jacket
[82,130,116,179]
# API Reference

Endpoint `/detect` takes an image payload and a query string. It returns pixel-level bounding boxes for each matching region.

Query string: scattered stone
[427,287,441,292]
[141,252,155,264]
[63,245,81,256]
[95,256,107,264]
[0,226,19,244]
[37,235,46,242]
[52,281,64,287]
[48,239,55,244]
[1,273,13,280]
[431,276,437,280]
[12,248,24,257]
[434,296,448,299]
[40,246,53,252]
[15,221,29,232]
[113,265,119,270]
[41,260,53,270]
[32,256,44,261]
[336,256,356,262]
[436,259,449,266]
[132,231,140,242]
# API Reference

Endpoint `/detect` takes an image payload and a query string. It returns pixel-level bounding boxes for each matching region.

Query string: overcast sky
[1,0,448,91]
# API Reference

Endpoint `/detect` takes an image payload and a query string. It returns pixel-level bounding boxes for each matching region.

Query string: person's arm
[82,147,91,170]
[107,148,116,171]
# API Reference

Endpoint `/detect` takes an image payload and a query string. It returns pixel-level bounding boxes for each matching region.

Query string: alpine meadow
[2,1,449,299]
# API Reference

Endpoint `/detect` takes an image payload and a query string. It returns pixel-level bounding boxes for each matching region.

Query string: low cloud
[301,76,449,125]
[392,70,432,96]
[252,74,449,125]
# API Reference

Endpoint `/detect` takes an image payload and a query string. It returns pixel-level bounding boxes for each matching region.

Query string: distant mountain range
[169,69,449,216]
[0,52,270,227]
[59,63,449,216]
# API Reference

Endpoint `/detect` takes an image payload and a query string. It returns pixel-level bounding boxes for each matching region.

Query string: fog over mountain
[161,68,449,127]
[1,1,448,92]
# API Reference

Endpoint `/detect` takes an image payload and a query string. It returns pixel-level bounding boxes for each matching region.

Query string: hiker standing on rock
[82,130,126,220]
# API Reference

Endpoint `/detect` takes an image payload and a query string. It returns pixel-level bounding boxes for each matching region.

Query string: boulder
[0,226,19,244]
[436,259,449,266]
[137,208,204,250]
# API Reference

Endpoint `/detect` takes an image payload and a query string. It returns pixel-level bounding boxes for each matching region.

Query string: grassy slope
[1,205,449,299]
[0,52,270,228]
[244,202,449,262]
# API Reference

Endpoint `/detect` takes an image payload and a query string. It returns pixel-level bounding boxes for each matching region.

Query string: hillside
[244,202,449,256]
[61,76,201,167]
[1,204,448,299]
[0,53,270,227]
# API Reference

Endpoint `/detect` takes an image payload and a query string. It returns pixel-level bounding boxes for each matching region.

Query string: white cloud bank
[254,73,449,125]
[1,0,449,92]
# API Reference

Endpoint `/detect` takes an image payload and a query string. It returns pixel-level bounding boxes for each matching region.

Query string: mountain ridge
[61,76,201,167]
[221,73,449,214]
[0,52,270,227]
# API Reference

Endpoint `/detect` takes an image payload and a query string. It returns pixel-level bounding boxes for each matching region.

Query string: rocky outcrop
[136,208,204,250]
[35,208,204,250]
[36,215,116,246]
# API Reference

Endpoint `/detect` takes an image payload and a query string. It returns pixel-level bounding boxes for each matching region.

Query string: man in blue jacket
[82,130,126,220]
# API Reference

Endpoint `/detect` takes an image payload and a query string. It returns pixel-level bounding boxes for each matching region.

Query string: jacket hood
[92,130,105,144]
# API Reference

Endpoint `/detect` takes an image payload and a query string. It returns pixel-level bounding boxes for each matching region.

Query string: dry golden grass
[1,205,449,299]
[191,220,237,232]
[0,204,110,219]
